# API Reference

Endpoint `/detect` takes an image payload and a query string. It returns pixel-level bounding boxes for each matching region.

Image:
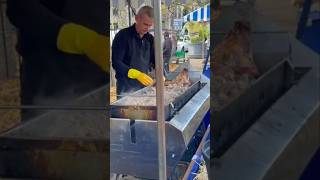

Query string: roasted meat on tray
[213,21,260,108]
[117,68,192,106]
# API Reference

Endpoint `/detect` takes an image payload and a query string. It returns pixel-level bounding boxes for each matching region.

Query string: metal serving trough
[110,72,210,179]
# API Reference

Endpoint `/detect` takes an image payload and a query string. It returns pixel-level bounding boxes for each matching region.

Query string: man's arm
[7,0,110,72]
[6,0,68,48]
[112,31,130,76]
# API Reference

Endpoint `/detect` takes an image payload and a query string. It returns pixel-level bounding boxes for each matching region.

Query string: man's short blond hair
[137,6,154,18]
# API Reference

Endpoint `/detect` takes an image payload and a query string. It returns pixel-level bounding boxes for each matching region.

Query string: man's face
[135,14,154,35]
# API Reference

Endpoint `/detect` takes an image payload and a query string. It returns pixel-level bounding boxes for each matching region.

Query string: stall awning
[183,4,210,22]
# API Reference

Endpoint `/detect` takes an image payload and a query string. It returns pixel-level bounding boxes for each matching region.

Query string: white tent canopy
[183,4,210,22]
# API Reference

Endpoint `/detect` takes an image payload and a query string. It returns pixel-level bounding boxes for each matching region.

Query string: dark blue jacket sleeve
[6,0,68,48]
[112,31,130,76]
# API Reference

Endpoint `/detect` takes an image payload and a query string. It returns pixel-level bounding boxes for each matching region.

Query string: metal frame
[153,0,167,178]
[110,81,203,121]
[110,73,210,179]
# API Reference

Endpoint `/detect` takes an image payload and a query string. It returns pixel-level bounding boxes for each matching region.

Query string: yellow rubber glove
[57,23,109,72]
[128,69,154,86]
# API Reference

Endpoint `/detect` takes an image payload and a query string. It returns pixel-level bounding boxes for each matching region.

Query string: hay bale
[0,78,21,133]
[195,160,208,180]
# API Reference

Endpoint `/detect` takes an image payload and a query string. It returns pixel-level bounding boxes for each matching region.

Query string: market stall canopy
[183,4,210,22]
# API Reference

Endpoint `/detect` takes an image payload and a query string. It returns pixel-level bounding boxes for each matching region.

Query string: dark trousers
[163,56,170,77]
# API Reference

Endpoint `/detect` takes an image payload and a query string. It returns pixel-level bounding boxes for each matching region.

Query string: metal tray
[110,81,204,120]
[213,58,296,157]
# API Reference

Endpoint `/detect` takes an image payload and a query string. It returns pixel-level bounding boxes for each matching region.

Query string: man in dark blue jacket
[112,6,155,96]
[163,31,172,76]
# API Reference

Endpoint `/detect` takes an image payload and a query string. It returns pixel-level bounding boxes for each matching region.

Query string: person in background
[163,31,172,77]
[171,33,177,57]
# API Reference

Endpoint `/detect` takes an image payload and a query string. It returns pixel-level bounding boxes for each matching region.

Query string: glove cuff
[57,23,97,54]
[128,69,141,79]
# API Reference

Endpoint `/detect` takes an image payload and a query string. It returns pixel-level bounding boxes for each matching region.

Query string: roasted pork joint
[213,21,260,108]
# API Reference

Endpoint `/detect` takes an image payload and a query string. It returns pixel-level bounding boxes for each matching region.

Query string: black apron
[116,35,152,95]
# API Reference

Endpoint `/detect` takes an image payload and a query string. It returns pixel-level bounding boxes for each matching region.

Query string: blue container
[203,65,210,79]
[301,20,320,53]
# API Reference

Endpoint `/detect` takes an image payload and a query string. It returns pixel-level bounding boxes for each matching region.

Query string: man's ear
[135,15,139,23]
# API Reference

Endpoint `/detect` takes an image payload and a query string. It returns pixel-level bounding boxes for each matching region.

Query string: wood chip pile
[0,79,21,133]
[212,21,260,109]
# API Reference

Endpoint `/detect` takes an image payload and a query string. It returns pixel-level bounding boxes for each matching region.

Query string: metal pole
[153,0,166,179]
[202,40,204,59]
[127,0,131,26]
